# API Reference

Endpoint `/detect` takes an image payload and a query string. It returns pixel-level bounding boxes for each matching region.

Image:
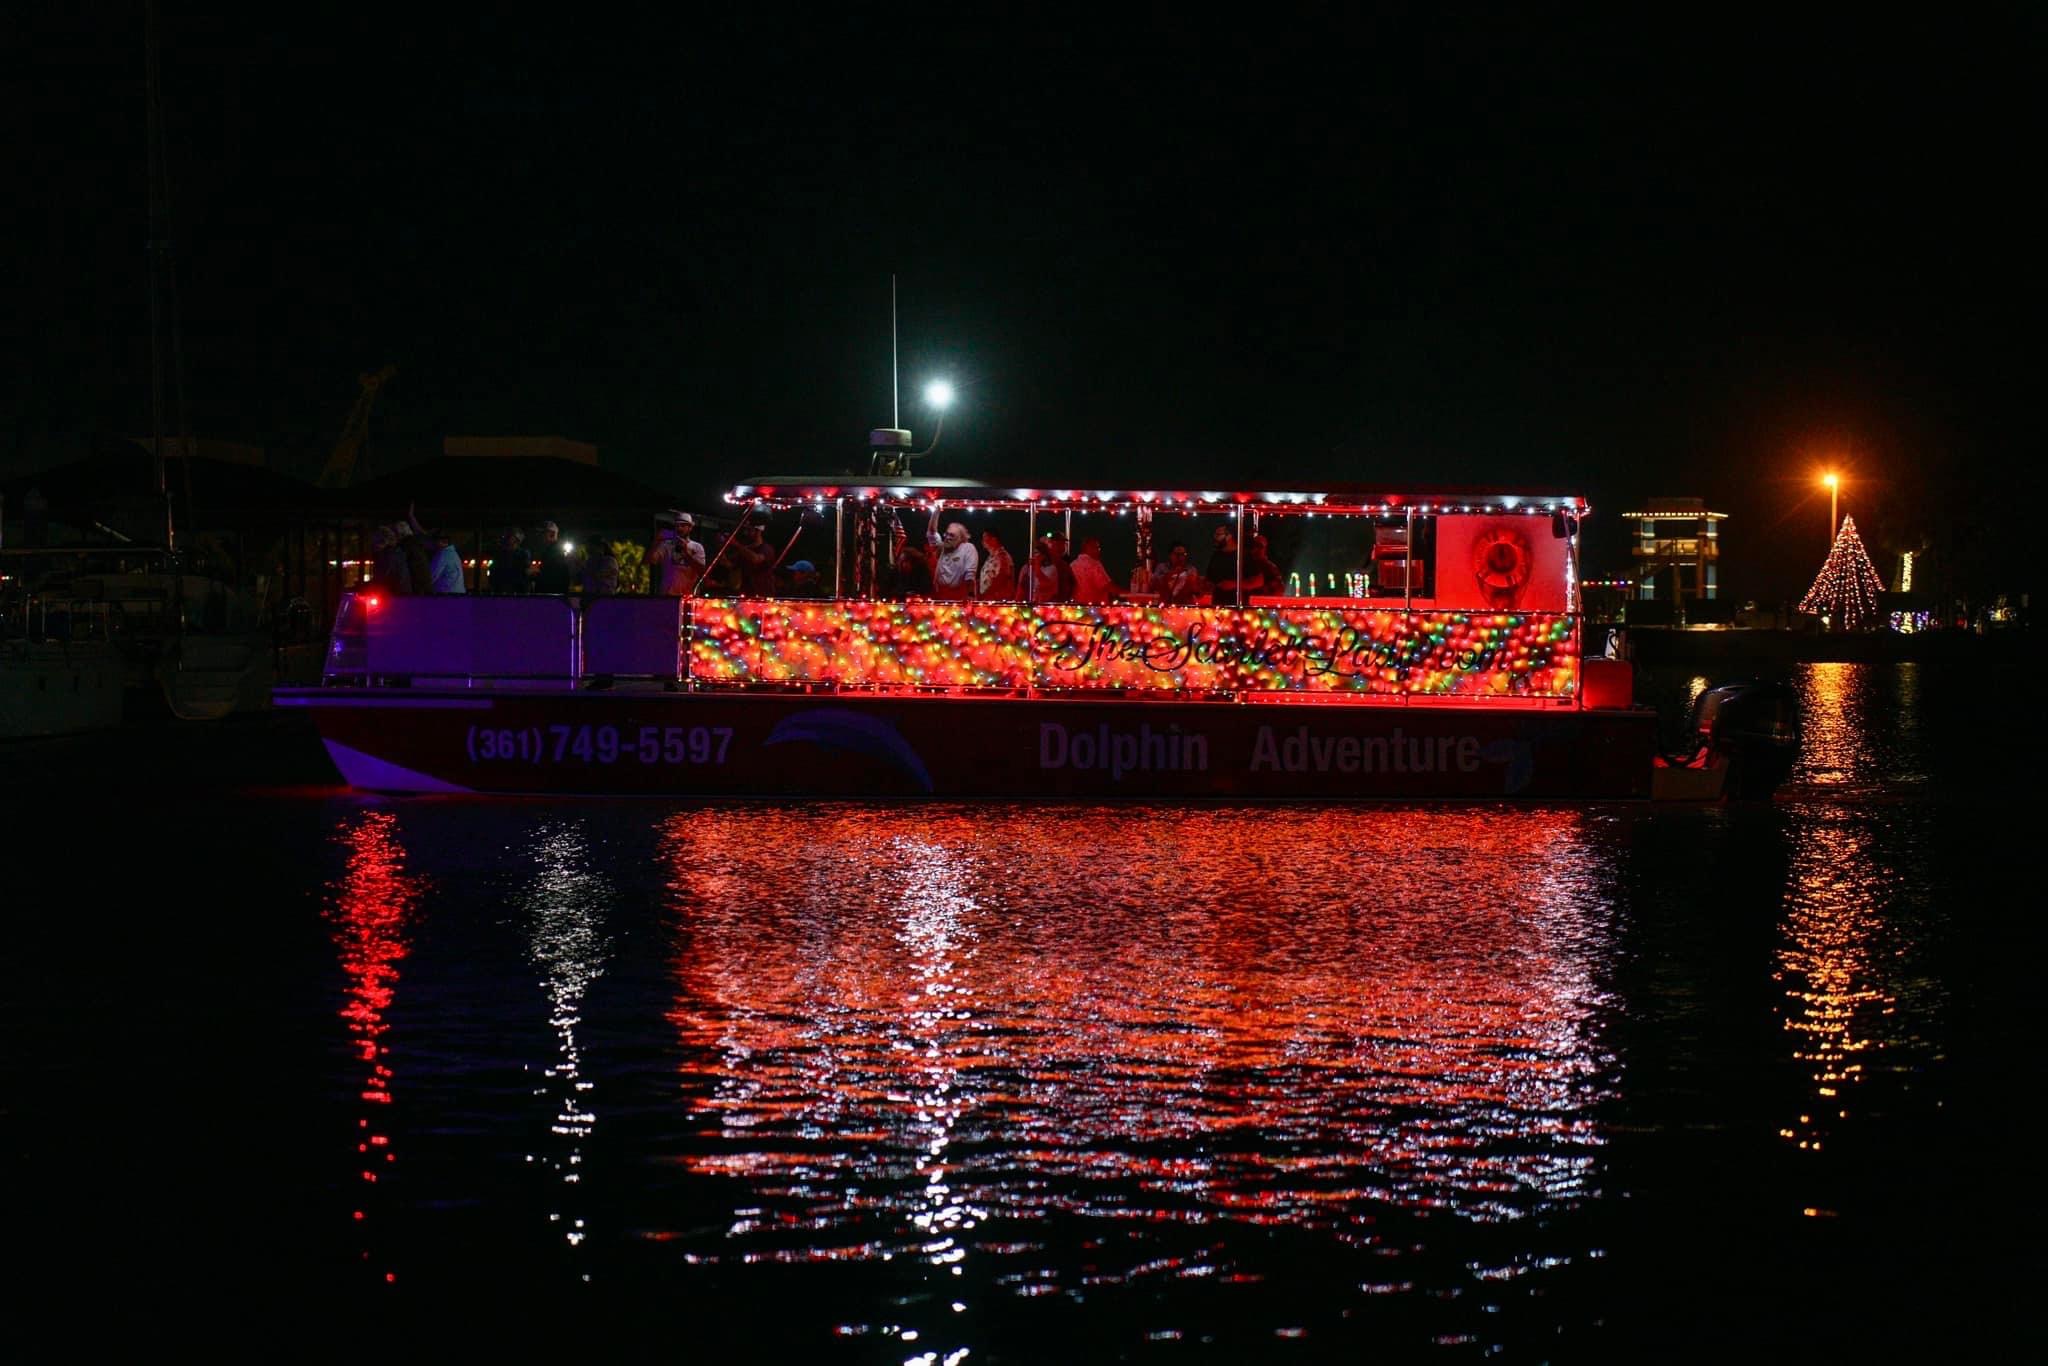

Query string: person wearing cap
[926,513,980,600]
[978,528,1016,600]
[676,514,707,591]
[727,518,779,597]
[1070,535,1118,604]
[783,559,823,597]
[490,526,531,592]
[648,510,706,595]
[532,519,574,594]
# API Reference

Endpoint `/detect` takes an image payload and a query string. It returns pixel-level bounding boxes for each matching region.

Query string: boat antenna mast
[868,274,915,475]
[146,0,173,552]
[146,0,198,555]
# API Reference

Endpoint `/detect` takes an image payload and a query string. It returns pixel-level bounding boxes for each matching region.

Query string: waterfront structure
[1623,497,1726,613]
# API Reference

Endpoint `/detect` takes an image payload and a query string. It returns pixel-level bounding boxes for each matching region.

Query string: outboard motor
[1690,680,1801,799]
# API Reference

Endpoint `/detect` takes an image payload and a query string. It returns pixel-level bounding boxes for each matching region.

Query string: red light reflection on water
[327,808,419,1283]
[658,806,1619,1279]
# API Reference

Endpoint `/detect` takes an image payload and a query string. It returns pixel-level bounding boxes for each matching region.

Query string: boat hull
[275,688,1658,800]
[2,641,126,739]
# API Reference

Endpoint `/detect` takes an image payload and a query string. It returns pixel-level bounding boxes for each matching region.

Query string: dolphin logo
[1479,738,1535,795]
[764,708,935,793]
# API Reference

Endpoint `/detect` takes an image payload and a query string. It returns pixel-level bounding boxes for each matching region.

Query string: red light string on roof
[725,486,1591,519]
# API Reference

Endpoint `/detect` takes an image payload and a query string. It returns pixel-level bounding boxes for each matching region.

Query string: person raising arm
[927,513,981,600]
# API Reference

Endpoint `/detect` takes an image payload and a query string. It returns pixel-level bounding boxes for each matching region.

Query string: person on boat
[978,529,1017,600]
[705,537,747,595]
[648,510,704,595]
[1246,532,1285,599]
[728,520,780,597]
[393,519,433,594]
[1151,542,1204,604]
[1205,525,1242,605]
[490,527,531,592]
[581,541,620,595]
[783,559,823,597]
[1070,536,1118,603]
[427,529,466,594]
[891,536,933,597]
[368,525,411,595]
[532,520,574,594]
[1025,532,1076,603]
[927,519,980,599]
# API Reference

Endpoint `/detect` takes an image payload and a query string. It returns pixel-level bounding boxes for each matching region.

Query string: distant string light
[1799,516,1883,631]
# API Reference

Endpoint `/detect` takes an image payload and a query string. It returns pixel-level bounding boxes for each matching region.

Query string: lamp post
[1822,472,1839,551]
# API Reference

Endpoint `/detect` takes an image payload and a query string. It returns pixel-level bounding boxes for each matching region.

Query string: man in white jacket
[927,518,980,600]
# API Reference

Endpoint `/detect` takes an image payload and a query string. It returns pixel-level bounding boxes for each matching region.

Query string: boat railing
[0,595,115,646]
[318,591,1586,704]
[322,592,583,689]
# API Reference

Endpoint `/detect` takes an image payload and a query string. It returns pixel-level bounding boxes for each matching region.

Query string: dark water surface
[3,662,2036,1358]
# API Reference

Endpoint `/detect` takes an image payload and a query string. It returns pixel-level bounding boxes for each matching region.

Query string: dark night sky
[10,6,2043,598]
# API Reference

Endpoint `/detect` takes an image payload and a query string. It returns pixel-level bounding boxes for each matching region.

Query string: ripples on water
[663,811,1617,1272]
[327,803,1631,1353]
[2,661,2030,1357]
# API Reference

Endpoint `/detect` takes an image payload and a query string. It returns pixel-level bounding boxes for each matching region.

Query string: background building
[1624,497,1727,622]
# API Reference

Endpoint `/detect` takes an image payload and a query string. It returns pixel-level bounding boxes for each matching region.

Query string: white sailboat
[3,3,273,736]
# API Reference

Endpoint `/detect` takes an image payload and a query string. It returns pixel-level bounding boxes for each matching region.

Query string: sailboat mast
[145,0,174,551]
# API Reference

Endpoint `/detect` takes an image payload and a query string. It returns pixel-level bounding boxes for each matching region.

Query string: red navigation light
[361,594,381,611]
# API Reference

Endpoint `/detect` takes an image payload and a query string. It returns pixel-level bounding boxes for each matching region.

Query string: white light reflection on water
[889,833,989,1280]
[658,805,1623,1341]
[520,820,613,1256]
[892,835,984,1366]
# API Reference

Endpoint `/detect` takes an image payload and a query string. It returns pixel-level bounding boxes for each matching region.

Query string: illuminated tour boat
[278,462,1798,800]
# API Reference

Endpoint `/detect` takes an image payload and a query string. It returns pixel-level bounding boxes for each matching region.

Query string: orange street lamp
[1821,472,1839,548]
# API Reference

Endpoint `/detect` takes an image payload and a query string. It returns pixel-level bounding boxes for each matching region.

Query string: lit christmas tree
[1799,515,1884,630]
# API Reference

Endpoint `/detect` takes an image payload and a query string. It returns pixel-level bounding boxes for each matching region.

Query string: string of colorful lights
[1799,515,1884,631]
[688,600,1580,697]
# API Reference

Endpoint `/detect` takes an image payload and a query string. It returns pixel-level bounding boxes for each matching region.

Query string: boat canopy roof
[726,477,1591,518]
